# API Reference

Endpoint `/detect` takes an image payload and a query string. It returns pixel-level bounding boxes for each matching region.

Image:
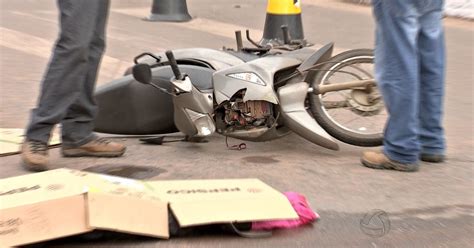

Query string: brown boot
[361,151,419,172]
[420,153,445,163]
[62,137,126,157]
[21,140,49,172]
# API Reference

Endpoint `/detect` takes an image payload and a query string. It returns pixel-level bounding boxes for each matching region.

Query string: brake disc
[347,89,384,116]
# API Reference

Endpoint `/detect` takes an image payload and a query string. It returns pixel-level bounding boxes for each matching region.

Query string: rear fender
[298,42,334,77]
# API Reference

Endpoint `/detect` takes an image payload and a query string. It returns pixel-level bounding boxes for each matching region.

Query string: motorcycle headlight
[185,109,216,137]
[227,72,266,86]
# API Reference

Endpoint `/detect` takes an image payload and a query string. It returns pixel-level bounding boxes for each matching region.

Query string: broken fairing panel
[213,56,302,105]
[223,97,274,128]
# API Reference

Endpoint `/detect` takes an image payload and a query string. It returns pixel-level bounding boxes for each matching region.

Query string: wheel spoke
[308,50,386,146]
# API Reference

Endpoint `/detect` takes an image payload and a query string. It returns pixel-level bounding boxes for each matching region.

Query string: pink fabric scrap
[252,192,319,230]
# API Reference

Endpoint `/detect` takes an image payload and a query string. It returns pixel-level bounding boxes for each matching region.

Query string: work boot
[21,140,49,172]
[62,137,126,157]
[420,153,445,163]
[361,151,419,172]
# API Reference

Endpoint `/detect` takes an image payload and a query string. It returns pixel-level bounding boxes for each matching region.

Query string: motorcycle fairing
[173,84,215,137]
[94,65,214,135]
[213,56,302,104]
[138,48,246,71]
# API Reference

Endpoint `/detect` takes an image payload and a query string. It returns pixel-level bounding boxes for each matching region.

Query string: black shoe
[420,153,445,163]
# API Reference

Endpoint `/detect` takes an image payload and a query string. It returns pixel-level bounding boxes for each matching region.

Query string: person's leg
[417,1,446,162]
[25,0,101,144]
[22,0,102,170]
[362,0,420,171]
[376,0,421,163]
[61,0,110,148]
[60,0,125,157]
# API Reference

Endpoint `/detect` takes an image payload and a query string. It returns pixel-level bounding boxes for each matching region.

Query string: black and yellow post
[260,0,306,46]
[145,0,192,22]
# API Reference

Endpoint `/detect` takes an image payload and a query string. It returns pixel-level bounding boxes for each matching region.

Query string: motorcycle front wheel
[308,49,385,147]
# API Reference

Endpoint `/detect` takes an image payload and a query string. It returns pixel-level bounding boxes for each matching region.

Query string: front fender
[278,82,339,150]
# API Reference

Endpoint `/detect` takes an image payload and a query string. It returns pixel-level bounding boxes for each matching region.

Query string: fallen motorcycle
[94,29,385,149]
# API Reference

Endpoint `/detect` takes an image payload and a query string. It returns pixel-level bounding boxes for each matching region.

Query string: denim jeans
[26,0,110,147]
[372,0,446,163]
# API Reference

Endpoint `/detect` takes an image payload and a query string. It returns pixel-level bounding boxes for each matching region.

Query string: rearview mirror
[132,63,152,84]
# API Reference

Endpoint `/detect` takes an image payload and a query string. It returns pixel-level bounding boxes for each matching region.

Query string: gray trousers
[26,0,110,148]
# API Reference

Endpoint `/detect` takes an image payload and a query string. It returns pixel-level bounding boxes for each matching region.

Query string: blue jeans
[372,0,446,163]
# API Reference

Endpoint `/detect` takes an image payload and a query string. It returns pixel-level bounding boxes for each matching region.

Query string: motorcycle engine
[222,100,274,128]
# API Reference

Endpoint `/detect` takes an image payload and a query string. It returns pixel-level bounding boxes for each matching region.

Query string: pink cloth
[252,192,319,230]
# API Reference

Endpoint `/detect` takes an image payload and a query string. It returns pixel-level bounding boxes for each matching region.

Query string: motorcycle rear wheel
[308,49,384,147]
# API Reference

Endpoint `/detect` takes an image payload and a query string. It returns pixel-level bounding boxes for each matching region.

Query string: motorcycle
[94,29,385,150]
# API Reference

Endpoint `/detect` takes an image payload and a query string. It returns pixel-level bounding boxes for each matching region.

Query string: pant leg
[61,0,110,147]
[372,0,421,163]
[417,1,446,155]
[25,0,101,143]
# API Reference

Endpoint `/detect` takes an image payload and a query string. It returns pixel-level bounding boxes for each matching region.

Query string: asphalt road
[1,0,473,247]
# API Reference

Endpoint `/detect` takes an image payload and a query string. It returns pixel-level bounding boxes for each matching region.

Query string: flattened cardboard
[148,179,298,227]
[1,169,298,246]
[0,169,169,247]
[65,170,169,238]
[87,193,167,238]
[0,128,60,156]
[0,170,90,247]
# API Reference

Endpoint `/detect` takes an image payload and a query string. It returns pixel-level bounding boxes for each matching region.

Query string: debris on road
[0,168,304,246]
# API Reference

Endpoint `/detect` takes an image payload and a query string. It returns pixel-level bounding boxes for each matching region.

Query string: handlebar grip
[165,50,183,80]
[235,31,243,52]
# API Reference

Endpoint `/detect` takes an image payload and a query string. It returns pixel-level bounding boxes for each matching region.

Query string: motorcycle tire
[308,49,384,147]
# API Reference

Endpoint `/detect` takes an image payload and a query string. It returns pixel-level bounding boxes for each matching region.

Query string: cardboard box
[0,170,90,247]
[0,169,168,247]
[65,170,169,239]
[148,179,299,227]
[1,169,298,246]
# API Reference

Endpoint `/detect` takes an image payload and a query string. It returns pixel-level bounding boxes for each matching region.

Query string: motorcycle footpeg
[185,136,209,143]
[140,136,165,145]
[140,136,184,145]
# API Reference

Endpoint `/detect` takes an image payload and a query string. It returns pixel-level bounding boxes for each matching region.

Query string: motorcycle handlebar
[165,50,183,80]
[281,25,291,45]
